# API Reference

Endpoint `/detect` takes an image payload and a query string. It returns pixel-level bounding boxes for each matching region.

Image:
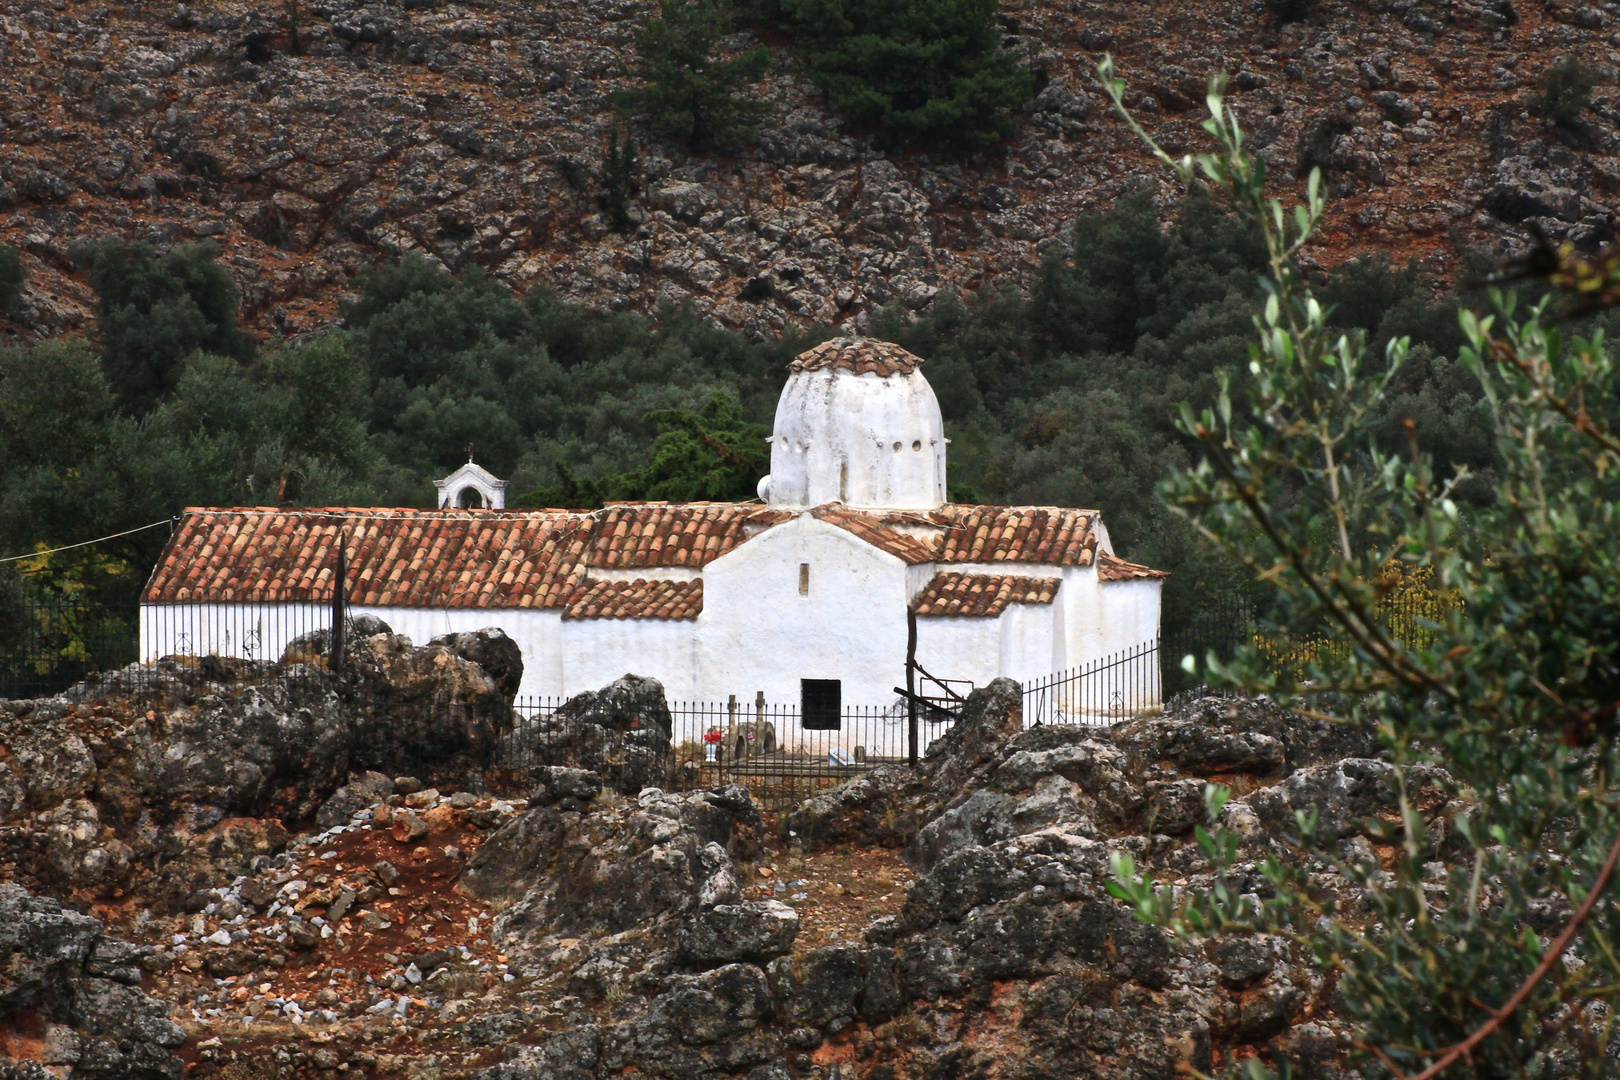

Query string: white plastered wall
[140,602,327,664]
[1096,578,1163,657]
[557,615,700,701]
[766,369,946,509]
[913,599,1063,694]
[697,513,911,747]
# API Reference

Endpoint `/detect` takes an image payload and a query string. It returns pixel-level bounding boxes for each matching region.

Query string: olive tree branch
[1364,827,1620,1080]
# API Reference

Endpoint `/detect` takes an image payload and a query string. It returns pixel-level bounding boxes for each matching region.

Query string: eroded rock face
[0,628,517,905]
[471,684,1394,1079]
[497,681,1444,1078]
[0,884,185,1079]
[503,674,674,795]
[463,786,771,956]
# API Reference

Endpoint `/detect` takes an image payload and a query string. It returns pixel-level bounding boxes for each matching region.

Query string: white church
[141,338,1164,738]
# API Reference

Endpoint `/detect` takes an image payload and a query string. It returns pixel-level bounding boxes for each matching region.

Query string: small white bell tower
[435,448,508,510]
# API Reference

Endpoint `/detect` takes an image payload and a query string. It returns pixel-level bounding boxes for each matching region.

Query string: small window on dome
[892,441,902,452]
[912,440,922,451]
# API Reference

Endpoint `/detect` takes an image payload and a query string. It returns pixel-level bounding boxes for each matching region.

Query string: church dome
[759,338,946,510]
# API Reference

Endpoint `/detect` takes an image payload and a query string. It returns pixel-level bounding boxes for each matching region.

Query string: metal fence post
[906,609,918,767]
[329,533,347,675]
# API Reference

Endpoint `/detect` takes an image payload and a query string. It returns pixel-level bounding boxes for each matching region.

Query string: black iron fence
[490,696,938,809]
[1020,638,1162,727]
[0,599,139,700]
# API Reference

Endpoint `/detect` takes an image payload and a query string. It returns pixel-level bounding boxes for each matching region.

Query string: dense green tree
[770,0,1036,147]
[597,132,643,232]
[614,0,769,150]
[521,391,769,506]
[75,239,254,412]
[0,245,24,315]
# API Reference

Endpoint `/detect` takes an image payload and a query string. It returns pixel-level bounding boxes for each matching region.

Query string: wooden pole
[907,609,918,766]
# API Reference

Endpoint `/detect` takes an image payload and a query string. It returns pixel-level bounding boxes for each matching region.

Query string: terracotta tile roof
[911,572,1060,617]
[812,506,937,565]
[1098,552,1171,581]
[789,337,922,377]
[144,507,590,608]
[912,506,1100,565]
[144,502,1124,612]
[588,502,787,568]
[562,578,703,620]
[143,505,779,608]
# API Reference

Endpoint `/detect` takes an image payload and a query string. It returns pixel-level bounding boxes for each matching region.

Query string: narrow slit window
[801,679,841,729]
[799,563,810,594]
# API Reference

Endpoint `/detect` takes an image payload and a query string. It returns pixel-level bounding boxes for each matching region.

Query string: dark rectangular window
[801,678,842,729]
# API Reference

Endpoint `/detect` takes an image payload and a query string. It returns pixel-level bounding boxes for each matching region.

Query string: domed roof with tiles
[765,337,943,510]
[787,337,923,378]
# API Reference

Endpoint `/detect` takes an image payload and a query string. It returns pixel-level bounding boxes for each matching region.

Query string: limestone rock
[0,885,185,1080]
[429,629,525,702]
[0,628,517,904]
[683,900,799,966]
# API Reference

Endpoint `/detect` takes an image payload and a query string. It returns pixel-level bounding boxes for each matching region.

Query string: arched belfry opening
[435,450,508,510]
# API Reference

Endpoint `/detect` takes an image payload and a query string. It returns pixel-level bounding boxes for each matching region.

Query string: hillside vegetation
[1,0,1619,341]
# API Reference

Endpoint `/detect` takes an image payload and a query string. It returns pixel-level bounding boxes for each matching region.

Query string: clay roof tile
[911,572,1061,617]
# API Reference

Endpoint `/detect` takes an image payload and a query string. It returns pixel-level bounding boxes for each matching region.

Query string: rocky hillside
[1,0,1616,340]
[8,638,1483,1079]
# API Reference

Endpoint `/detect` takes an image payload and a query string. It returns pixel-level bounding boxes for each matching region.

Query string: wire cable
[0,519,173,564]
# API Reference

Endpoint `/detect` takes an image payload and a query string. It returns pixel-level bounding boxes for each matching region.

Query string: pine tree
[776,0,1036,148]
[614,0,770,151]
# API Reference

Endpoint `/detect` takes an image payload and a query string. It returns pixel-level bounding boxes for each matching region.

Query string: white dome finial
[763,338,946,510]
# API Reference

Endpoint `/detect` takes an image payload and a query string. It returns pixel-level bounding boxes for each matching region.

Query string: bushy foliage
[522,391,769,506]
[768,0,1036,148]
[597,132,643,233]
[614,0,769,150]
[73,239,254,412]
[1263,0,1315,22]
[1101,64,1620,1078]
[0,245,24,315]
[1529,57,1598,126]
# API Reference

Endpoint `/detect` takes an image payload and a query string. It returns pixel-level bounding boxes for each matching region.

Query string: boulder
[314,770,395,828]
[0,885,185,1079]
[507,675,673,795]
[650,963,773,1045]
[1116,693,1378,775]
[0,628,519,904]
[554,674,672,736]
[776,764,927,853]
[528,766,602,809]
[683,901,799,966]
[430,628,525,702]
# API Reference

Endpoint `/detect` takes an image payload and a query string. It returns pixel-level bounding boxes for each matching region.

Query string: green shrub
[771,0,1036,148]
[73,239,253,413]
[597,132,642,233]
[1264,0,1315,21]
[520,391,770,506]
[0,245,24,315]
[613,0,769,151]
[1529,57,1597,126]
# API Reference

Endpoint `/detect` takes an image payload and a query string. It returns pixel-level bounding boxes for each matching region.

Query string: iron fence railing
[489,696,939,809]
[1020,638,1163,727]
[0,599,140,700]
